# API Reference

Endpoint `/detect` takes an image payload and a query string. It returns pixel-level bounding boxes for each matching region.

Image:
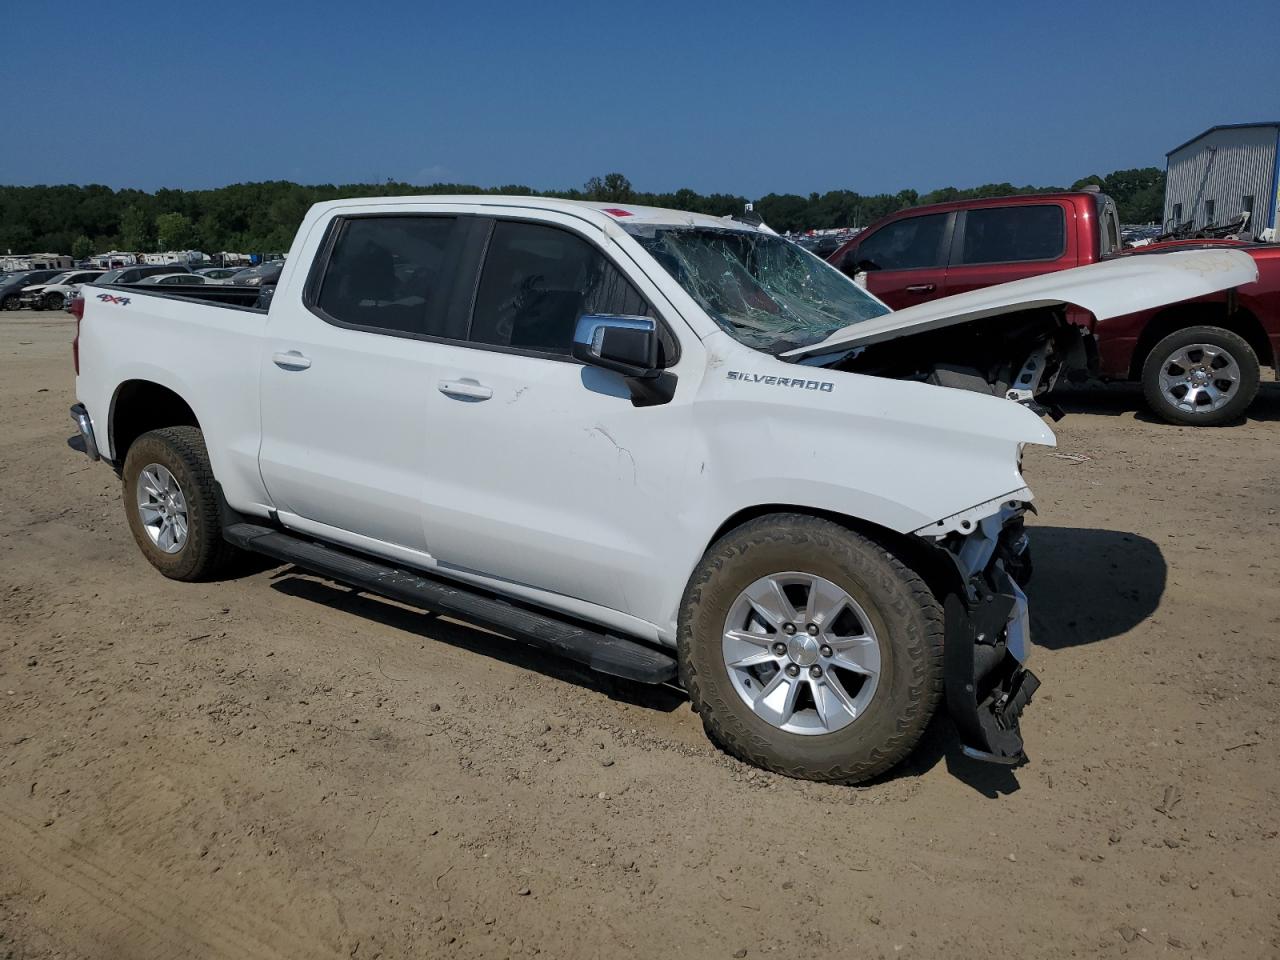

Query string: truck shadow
[1049,380,1280,424]
[266,572,687,713]
[1024,525,1167,649]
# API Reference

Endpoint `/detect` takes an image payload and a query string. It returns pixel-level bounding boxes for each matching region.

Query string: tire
[1141,325,1259,426]
[1,295,18,311]
[44,292,64,311]
[678,514,944,784]
[121,426,236,581]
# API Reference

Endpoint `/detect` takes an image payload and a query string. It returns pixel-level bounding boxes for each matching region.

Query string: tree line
[0,167,1165,257]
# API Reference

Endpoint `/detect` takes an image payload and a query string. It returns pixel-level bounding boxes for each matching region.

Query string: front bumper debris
[928,502,1040,764]
[943,564,1040,764]
[70,403,100,461]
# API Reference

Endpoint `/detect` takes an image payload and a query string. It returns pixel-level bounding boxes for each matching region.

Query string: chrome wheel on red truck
[1141,326,1259,426]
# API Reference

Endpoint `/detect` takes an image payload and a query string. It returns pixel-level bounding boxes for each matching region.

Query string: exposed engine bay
[811,307,1095,415]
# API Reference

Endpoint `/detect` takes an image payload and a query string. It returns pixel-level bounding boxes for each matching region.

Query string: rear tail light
[70,296,85,374]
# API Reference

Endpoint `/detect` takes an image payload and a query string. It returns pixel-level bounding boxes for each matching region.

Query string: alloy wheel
[135,463,189,554]
[721,572,881,735]
[1157,342,1241,415]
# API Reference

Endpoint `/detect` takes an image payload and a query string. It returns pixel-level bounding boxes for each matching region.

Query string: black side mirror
[572,314,677,407]
[572,314,661,378]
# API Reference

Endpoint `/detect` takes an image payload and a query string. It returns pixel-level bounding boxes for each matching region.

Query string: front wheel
[1,294,18,310]
[121,426,237,581]
[678,514,943,784]
[1141,326,1259,426]
[44,292,64,311]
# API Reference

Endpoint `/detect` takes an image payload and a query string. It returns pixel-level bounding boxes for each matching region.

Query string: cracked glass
[624,225,890,353]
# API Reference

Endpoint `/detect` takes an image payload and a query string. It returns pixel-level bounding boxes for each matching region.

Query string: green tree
[71,234,93,260]
[120,204,153,251]
[0,164,1175,253]
[584,173,633,203]
[155,212,196,251]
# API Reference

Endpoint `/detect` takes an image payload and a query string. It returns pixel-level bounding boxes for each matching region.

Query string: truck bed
[76,281,271,513]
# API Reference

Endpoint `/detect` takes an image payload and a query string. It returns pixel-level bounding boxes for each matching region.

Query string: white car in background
[19,270,105,311]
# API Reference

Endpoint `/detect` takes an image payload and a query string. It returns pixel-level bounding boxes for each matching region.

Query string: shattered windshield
[624,225,890,352]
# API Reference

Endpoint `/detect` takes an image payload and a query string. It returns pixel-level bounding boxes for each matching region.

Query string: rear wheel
[1141,326,1259,426]
[678,514,943,784]
[1,294,18,310]
[121,426,237,581]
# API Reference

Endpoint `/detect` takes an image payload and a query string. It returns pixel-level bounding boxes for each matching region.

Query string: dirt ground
[1,307,1277,960]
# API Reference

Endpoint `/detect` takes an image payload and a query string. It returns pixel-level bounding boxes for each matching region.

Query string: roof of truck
[865,190,1107,220]
[307,195,762,233]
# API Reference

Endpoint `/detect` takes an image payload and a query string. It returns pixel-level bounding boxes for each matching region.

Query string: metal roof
[305,194,765,234]
[1166,122,1280,156]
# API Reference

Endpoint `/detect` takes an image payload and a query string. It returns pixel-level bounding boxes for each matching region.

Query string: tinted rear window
[315,216,458,337]
[958,205,1065,264]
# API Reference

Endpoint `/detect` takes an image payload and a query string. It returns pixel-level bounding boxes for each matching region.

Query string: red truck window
[854,213,948,271]
[957,206,1064,265]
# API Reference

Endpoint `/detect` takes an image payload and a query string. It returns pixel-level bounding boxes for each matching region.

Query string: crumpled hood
[782,248,1259,359]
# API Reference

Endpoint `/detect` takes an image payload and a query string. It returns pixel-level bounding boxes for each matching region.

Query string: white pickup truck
[70,196,1256,783]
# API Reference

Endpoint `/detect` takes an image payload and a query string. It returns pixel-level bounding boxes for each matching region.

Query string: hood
[783,248,1259,359]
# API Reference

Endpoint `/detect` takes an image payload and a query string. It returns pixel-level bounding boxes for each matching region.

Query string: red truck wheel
[1141,326,1260,426]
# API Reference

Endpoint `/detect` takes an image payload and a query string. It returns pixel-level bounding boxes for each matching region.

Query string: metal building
[1163,121,1280,235]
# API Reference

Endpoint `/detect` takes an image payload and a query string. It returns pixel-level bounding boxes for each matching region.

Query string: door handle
[438,378,493,401]
[905,283,936,293]
[272,350,311,371]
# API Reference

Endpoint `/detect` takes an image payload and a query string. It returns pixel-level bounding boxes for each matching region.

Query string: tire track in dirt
[0,807,322,960]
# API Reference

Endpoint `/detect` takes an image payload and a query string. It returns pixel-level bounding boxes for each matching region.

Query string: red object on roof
[602,208,633,217]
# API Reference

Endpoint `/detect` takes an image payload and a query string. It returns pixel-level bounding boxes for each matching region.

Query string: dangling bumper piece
[920,500,1040,765]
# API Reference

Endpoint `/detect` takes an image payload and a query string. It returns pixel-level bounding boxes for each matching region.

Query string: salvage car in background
[96,263,193,285]
[18,269,104,311]
[68,196,1255,784]
[829,191,1280,425]
[136,272,215,286]
[228,261,284,286]
[1,269,68,309]
[194,267,242,282]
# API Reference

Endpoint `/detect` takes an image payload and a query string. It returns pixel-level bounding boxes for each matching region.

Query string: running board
[223,523,677,684]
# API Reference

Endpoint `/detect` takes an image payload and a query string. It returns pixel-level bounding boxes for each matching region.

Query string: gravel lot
[1,308,1277,959]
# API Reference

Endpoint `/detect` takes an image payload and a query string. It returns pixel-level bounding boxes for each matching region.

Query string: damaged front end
[816,306,1094,418]
[917,498,1040,764]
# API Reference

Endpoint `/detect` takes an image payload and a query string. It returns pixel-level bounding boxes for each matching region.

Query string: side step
[223,523,677,685]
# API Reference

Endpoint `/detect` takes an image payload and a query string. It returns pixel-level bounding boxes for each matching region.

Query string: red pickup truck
[828,191,1280,425]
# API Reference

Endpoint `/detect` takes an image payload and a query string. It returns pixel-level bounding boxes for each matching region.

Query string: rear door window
[853,214,948,271]
[313,216,460,338]
[957,205,1065,264]
[468,220,650,356]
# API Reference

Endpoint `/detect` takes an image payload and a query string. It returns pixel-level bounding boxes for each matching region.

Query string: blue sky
[3,0,1276,197]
